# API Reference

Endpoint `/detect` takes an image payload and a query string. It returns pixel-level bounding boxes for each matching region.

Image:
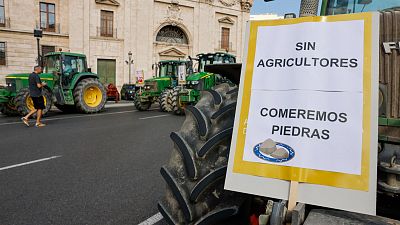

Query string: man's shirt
[29,72,42,97]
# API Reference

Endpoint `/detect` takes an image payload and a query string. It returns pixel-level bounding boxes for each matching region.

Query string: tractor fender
[204,63,242,85]
[70,73,100,89]
[43,85,53,94]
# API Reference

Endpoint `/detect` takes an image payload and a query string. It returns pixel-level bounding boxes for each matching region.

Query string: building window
[221,27,230,50]
[40,2,56,32]
[100,10,114,37]
[0,42,6,65]
[0,0,5,27]
[42,45,55,57]
[156,25,188,44]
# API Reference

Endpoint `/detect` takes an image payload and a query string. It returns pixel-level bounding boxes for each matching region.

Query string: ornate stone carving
[159,47,186,57]
[95,0,120,6]
[219,0,237,7]
[200,0,214,4]
[218,16,235,24]
[240,0,253,12]
[165,0,183,25]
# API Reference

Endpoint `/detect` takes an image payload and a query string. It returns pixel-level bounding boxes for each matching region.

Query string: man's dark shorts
[31,96,45,110]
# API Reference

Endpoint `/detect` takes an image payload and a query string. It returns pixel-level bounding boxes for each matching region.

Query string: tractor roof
[158,60,188,64]
[44,52,86,58]
[196,52,236,58]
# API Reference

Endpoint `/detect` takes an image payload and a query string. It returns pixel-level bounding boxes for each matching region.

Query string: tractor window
[213,55,236,64]
[159,64,177,77]
[43,55,60,73]
[63,56,85,74]
[198,55,236,72]
[199,58,213,72]
[325,0,400,15]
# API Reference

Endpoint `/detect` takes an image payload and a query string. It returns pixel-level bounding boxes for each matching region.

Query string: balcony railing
[37,22,61,34]
[218,41,233,52]
[0,17,11,28]
[96,27,118,39]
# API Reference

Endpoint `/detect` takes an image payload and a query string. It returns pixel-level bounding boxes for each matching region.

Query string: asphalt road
[0,105,184,225]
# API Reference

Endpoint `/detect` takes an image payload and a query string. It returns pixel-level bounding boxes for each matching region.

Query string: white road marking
[0,156,62,171]
[105,103,135,108]
[137,213,163,225]
[139,115,170,120]
[0,110,137,126]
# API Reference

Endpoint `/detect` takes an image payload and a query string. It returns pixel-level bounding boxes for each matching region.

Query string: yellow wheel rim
[83,86,103,107]
[26,96,47,111]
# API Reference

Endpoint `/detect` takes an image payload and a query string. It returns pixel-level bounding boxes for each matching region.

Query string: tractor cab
[196,52,236,73]
[44,52,89,88]
[185,52,237,90]
[157,60,189,78]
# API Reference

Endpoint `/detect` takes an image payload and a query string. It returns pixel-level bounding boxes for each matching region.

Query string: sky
[251,0,323,16]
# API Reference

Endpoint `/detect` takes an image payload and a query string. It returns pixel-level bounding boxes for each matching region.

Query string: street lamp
[34,29,43,66]
[125,51,134,84]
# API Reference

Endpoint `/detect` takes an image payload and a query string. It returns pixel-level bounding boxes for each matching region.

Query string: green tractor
[134,60,191,111]
[171,52,236,115]
[0,52,106,116]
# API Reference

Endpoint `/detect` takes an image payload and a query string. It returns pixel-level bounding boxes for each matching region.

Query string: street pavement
[0,104,184,225]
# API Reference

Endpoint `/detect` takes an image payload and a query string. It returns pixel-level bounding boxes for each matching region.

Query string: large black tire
[158,83,245,224]
[160,88,174,112]
[54,104,76,114]
[73,78,106,114]
[15,88,52,116]
[134,90,151,111]
[172,87,185,115]
[0,99,19,116]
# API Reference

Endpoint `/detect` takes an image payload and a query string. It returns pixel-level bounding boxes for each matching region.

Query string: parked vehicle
[120,84,137,100]
[106,83,120,102]
[0,52,106,115]
[171,52,236,115]
[134,60,191,111]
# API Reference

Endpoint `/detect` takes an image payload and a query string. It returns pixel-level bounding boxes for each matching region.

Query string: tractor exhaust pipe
[299,0,320,17]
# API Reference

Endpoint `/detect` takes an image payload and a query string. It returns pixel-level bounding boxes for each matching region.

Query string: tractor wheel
[55,104,76,114]
[15,88,52,116]
[172,87,185,115]
[134,90,151,111]
[158,83,246,224]
[1,101,19,116]
[73,78,106,113]
[160,89,174,112]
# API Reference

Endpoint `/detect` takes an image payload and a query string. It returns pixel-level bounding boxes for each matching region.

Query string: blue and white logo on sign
[253,139,295,163]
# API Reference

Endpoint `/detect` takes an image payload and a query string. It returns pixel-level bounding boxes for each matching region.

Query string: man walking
[21,66,47,127]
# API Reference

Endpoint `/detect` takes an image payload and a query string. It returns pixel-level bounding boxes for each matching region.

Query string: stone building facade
[0,0,252,88]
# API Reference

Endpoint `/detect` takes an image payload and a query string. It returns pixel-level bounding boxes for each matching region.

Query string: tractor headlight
[191,81,199,85]
[144,85,151,90]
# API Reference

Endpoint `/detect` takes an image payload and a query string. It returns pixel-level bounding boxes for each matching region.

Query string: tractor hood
[186,72,211,81]
[6,73,54,81]
[144,76,172,83]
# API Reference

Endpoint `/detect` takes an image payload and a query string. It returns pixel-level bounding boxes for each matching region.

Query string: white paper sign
[136,70,144,87]
[225,13,380,215]
[178,65,186,85]
[243,20,365,175]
